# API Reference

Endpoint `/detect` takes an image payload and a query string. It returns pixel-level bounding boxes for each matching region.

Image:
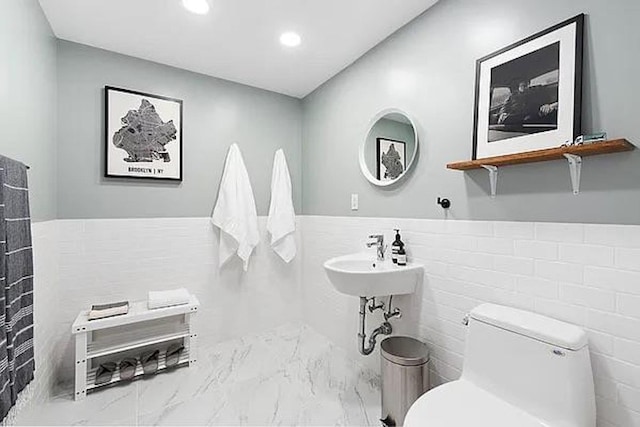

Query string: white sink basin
[323,252,423,297]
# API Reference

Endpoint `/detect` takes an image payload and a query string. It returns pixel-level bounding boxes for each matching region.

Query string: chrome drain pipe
[359,296,396,356]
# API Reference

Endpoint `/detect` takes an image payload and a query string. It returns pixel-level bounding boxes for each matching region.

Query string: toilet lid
[404,380,545,427]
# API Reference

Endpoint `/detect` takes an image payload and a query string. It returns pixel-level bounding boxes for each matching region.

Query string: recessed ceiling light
[280,32,302,47]
[182,0,210,15]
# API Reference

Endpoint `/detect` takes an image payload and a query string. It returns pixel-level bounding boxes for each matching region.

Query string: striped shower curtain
[0,157,35,421]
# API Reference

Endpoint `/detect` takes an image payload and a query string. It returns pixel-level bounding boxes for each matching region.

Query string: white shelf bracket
[481,165,498,198]
[563,153,582,195]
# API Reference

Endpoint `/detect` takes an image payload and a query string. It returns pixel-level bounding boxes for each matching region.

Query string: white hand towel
[267,149,296,262]
[148,288,191,310]
[212,143,259,271]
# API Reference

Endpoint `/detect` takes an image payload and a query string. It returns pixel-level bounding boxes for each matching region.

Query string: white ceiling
[39,0,438,98]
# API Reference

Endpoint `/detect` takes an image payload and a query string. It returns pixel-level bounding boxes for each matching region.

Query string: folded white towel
[148,288,191,310]
[267,149,296,262]
[211,143,260,271]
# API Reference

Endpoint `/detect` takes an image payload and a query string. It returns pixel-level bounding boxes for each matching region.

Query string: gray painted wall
[57,41,302,219]
[1,0,57,222]
[302,0,640,224]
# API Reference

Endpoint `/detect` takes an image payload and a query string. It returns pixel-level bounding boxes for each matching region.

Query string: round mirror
[359,108,419,187]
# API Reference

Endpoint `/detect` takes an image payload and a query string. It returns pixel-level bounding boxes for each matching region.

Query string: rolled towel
[141,350,160,376]
[95,362,116,385]
[148,288,191,310]
[119,358,138,381]
[165,343,185,368]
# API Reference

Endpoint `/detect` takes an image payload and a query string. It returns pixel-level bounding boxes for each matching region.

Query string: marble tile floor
[16,323,381,426]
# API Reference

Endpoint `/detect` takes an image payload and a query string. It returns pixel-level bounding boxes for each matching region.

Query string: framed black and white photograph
[472,14,584,159]
[376,138,406,181]
[105,86,183,181]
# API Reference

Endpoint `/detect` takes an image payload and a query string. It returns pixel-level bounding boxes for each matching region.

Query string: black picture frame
[472,14,584,159]
[376,137,407,181]
[104,86,184,181]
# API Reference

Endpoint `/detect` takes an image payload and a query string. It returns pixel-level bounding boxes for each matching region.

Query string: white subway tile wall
[29,216,640,427]
[302,216,640,427]
[33,218,302,392]
[28,222,59,407]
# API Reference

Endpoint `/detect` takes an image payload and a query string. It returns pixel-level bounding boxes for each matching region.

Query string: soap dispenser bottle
[397,243,407,266]
[391,229,404,264]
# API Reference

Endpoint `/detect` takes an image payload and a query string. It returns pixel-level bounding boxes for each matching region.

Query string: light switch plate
[351,194,359,211]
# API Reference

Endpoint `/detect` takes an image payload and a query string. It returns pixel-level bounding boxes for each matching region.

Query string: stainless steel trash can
[380,336,430,426]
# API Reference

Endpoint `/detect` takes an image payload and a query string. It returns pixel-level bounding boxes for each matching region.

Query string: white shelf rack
[86,350,191,391]
[72,295,199,400]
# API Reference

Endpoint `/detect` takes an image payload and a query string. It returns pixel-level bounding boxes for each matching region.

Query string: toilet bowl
[405,304,596,427]
[404,380,545,427]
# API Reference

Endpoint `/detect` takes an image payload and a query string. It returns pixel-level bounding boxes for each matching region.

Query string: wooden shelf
[447,139,634,170]
[446,139,634,197]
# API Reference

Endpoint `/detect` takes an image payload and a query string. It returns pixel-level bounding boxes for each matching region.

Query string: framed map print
[105,86,183,181]
[376,138,406,181]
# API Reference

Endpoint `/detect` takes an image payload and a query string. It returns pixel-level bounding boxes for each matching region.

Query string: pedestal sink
[323,252,423,297]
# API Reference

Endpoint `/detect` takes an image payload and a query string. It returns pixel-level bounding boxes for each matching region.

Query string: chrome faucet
[366,234,386,261]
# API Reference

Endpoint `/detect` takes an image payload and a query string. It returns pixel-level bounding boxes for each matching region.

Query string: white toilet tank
[463,304,596,427]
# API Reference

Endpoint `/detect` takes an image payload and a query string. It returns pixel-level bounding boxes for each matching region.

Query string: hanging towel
[211,144,259,271]
[0,156,34,421]
[267,149,296,262]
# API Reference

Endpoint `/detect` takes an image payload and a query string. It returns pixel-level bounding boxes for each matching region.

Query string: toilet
[405,303,596,427]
